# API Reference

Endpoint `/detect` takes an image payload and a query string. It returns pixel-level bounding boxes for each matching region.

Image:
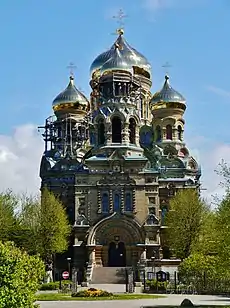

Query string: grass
[36,293,164,301]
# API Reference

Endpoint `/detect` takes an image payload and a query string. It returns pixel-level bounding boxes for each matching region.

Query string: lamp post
[151,256,156,280]
[67,257,71,279]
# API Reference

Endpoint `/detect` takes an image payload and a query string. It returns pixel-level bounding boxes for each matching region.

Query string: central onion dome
[90,29,151,79]
[52,76,89,115]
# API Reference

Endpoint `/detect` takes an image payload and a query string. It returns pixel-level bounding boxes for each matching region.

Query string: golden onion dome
[90,29,151,79]
[52,76,89,114]
[150,75,186,111]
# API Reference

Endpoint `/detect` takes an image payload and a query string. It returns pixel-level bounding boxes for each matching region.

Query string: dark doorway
[112,117,122,143]
[98,119,105,145]
[108,241,126,267]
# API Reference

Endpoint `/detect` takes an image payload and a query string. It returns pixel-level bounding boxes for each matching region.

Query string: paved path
[37,294,230,308]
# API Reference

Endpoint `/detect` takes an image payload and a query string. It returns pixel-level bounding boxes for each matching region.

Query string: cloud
[0,124,43,195]
[206,85,230,99]
[0,124,228,207]
[143,0,208,11]
[188,136,230,205]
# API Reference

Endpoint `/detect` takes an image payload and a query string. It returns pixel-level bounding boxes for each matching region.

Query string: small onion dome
[52,76,89,115]
[90,29,151,79]
[150,75,186,112]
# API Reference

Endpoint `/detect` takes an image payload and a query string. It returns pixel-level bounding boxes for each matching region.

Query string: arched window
[156,125,161,142]
[166,125,172,140]
[178,125,182,141]
[129,118,136,144]
[112,117,122,143]
[113,193,120,212]
[102,193,109,213]
[98,119,105,145]
[125,192,132,212]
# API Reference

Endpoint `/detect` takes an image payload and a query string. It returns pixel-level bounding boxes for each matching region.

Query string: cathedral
[39,26,201,281]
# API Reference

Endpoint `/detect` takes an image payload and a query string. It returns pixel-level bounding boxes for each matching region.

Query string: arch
[98,118,105,145]
[178,125,182,141]
[87,213,144,246]
[129,118,136,144]
[156,125,161,142]
[112,117,122,143]
[125,192,132,212]
[102,192,109,213]
[166,125,172,140]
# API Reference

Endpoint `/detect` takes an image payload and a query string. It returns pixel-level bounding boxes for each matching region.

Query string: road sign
[62,271,69,280]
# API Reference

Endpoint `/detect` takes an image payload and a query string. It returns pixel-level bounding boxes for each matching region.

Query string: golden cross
[67,62,77,77]
[162,61,172,75]
[112,9,128,30]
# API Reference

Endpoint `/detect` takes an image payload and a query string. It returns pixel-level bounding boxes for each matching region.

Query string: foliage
[72,288,113,297]
[191,211,218,256]
[179,253,219,278]
[145,279,168,291]
[0,241,44,308]
[215,193,230,271]
[38,188,71,261]
[165,189,207,259]
[0,191,19,242]
[39,280,72,291]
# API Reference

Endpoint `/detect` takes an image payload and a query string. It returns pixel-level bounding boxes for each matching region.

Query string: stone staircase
[91,267,127,284]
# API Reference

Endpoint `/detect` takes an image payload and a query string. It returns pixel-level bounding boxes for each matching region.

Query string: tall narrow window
[125,192,132,212]
[112,117,122,143]
[98,119,105,145]
[113,193,120,212]
[178,125,182,141]
[129,118,136,144]
[166,125,172,140]
[156,125,161,142]
[102,193,109,213]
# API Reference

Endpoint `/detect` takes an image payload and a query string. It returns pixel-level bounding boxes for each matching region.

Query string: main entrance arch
[87,213,145,267]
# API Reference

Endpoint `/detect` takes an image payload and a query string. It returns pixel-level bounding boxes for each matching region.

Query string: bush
[39,280,72,291]
[0,241,45,308]
[146,279,168,291]
[72,288,113,297]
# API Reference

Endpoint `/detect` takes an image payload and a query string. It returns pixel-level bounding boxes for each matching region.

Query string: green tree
[215,193,230,270]
[165,189,207,259]
[0,191,18,242]
[0,241,44,308]
[37,188,71,262]
[191,211,218,256]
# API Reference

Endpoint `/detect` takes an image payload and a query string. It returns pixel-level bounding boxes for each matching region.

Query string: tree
[215,193,230,270]
[165,189,207,260]
[0,241,44,308]
[0,191,19,242]
[37,188,71,262]
[191,211,218,256]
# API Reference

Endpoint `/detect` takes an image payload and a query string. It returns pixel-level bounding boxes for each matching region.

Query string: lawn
[36,293,164,301]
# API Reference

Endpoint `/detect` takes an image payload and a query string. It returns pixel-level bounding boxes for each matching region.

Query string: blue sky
[0,0,229,199]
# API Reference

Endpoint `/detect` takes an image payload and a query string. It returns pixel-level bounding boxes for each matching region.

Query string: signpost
[62,271,69,280]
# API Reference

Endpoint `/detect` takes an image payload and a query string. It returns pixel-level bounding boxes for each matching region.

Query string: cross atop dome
[112,9,128,33]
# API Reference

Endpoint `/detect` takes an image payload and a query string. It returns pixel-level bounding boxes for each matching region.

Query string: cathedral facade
[39,28,201,279]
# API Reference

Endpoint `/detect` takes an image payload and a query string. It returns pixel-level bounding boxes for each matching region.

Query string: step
[91,267,127,284]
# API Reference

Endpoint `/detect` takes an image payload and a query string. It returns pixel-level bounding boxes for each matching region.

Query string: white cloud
[0,124,43,195]
[143,0,208,11]
[188,136,230,205]
[0,124,228,206]
[206,85,230,99]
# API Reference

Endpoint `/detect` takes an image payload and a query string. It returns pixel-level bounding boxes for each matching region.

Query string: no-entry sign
[62,271,69,280]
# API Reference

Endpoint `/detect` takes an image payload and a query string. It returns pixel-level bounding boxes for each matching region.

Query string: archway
[108,241,126,267]
[112,117,122,143]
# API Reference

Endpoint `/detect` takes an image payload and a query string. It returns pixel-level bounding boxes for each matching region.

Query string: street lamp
[67,257,71,278]
[151,256,156,279]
